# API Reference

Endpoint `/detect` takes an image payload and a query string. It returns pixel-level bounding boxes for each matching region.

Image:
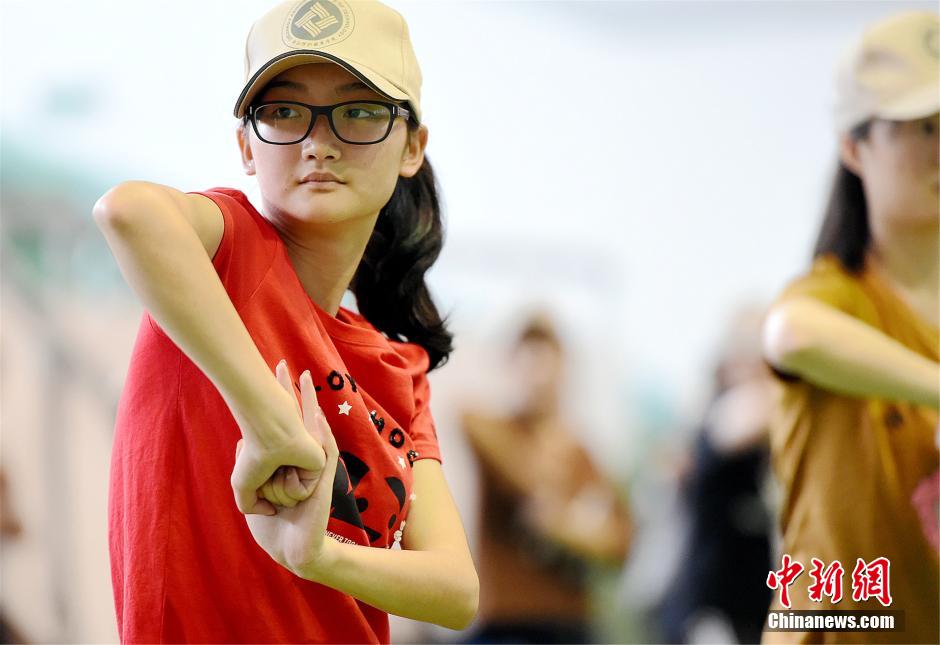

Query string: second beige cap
[834,11,940,132]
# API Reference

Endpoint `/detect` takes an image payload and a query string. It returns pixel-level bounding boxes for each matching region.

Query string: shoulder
[192,188,278,260]
[190,187,265,231]
[181,192,224,258]
[774,254,870,317]
[460,411,515,446]
[95,181,229,259]
[342,309,433,373]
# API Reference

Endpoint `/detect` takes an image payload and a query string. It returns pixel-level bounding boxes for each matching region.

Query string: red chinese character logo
[851,557,892,607]
[767,554,804,609]
[807,558,844,603]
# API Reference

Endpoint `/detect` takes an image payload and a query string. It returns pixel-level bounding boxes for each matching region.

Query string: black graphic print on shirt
[330,452,407,545]
[295,367,414,548]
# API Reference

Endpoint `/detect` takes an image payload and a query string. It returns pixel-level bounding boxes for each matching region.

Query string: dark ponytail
[813,121,872,274]
[351,150,453,371]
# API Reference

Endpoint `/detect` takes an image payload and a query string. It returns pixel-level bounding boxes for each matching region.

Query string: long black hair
[351,129,453,371]
[813,120,873,274]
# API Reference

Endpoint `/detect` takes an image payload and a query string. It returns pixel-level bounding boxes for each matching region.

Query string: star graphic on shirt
[397,456,406,470]
[337,400,352,415]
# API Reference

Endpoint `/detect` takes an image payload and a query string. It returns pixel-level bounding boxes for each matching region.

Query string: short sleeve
[394,341,442,464]
[190,188,277,311]
[775,255,868,318]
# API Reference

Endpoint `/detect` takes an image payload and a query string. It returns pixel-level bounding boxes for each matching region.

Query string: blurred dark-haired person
[461,314,632,644]
[761,11,938,645]
[661,307,775,645]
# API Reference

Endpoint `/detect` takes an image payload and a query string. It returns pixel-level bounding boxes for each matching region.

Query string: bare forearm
[549,522,629,566]
[764,298,939,409]
[307,540,478,631]
[94,182,289,433]
[539,487,631,565]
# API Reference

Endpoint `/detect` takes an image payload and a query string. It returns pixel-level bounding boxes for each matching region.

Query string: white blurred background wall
[1,1,933,642]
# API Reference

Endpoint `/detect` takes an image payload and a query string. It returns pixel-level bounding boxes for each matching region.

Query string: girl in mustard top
[761,11,939,645]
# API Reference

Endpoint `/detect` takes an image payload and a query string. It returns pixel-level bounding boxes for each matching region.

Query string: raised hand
[236,364,341,578]
[255,360,323,508]
[230,360,327,515]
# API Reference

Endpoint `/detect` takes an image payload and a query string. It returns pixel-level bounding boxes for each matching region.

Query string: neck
[516,398,559,428]
[868,217,940,325]
[267,210,379,316]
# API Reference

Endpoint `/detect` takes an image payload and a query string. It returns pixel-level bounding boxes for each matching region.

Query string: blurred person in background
[761,11,939,644]
[461,314,632,644]
[659,306,774,644]
[94,0,477,642]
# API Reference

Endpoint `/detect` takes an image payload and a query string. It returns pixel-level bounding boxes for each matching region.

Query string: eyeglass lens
[254,102,393,144]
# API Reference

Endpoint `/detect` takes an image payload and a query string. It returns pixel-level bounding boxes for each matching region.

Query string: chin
[286,195,357,224]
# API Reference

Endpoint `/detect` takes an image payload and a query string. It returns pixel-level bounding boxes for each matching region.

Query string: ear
[399,124,428,179]
[838,133,863,177]
[237,122,256,176]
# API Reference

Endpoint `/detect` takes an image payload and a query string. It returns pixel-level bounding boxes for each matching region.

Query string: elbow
[92,181,161,233]
[93,182,134,231]
[762,301,822,376]
[440,563,479,631]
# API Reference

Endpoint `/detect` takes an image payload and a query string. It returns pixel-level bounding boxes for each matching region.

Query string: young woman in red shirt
[96,1,478,641]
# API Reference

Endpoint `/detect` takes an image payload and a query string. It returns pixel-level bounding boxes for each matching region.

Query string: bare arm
[763,297,940,409]
[705,378,774,455]
[526,450,632,567]
[461,413,533,495]
[242,365,478,629]
[308,460,479,630]
[463,413,630,565]
[94,181,326,513]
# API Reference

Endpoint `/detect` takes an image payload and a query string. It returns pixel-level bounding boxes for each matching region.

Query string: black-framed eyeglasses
[247,100,412,145]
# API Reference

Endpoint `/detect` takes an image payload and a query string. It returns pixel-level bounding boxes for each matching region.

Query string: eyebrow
[263,79,305,92]
[334,81,372,95]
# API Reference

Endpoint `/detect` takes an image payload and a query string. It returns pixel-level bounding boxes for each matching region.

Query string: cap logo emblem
[283,0,354,48]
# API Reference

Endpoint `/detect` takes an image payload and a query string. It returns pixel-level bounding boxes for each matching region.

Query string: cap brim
[876,83,940,122]
[234,50,411,119]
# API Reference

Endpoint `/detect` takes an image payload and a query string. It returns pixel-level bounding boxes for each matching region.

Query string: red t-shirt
[108,188,442,643]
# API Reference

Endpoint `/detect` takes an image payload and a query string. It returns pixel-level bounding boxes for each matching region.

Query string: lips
[301,171,344,184]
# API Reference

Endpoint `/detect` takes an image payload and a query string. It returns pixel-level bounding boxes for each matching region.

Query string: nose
[301,113,340,160]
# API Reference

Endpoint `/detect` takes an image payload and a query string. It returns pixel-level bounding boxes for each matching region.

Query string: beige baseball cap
[234,0,423,122]
[834,11,940,132]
